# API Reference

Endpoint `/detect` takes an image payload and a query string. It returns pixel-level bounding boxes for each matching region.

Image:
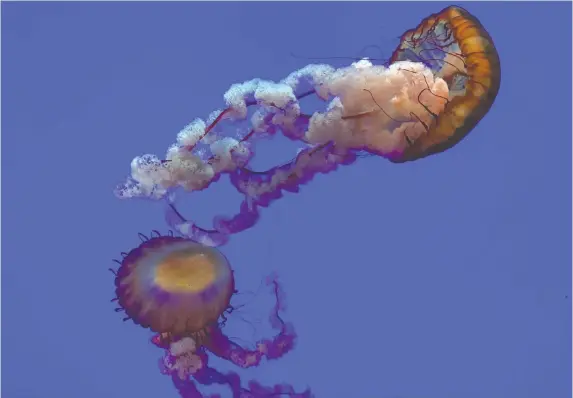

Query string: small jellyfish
[111,231,310,397]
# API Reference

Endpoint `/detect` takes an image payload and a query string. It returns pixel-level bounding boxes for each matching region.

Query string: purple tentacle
[167,143,359,245]
[205,274,296,367]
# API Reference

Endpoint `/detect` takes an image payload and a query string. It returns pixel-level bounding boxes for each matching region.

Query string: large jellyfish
[114,6,500,247]
[111,231,310,397]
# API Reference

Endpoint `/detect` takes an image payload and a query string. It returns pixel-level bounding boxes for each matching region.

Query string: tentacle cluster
[158,274,311,397]
[118,59,451,247]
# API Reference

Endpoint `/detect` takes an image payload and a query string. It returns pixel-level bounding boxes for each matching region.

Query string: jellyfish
[114,6,500,247]
[111,231,311,398]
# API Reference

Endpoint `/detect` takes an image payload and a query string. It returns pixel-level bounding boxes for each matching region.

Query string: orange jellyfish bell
[114,234,235,338]
[389,5,501,162]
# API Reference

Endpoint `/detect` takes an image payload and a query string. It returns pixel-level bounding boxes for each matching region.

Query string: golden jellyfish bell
[389,6,501,163]
[115,236,235,336]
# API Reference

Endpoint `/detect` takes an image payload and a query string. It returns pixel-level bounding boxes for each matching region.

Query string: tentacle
[167,143,358,244]
[193,365,313,398]
[229,142,353,204]
[138,233,149,242]
[204,274,296,367]
[170,374,205,398]
[164,202,230,247]
[169,352,313,398]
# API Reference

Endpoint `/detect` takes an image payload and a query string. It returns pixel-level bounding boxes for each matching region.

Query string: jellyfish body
[389,5,501,162]
[113,233,308,397]
[115,234,234,336]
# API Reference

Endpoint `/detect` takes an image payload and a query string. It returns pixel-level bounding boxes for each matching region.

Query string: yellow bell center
[154,250,217,293]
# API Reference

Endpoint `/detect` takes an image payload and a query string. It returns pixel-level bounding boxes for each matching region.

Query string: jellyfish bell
[388,5,501,162]
[114,234,235,342]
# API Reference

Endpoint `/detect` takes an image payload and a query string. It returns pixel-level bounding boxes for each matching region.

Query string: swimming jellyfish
[114,6,501,248]
[111,231,310,397]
